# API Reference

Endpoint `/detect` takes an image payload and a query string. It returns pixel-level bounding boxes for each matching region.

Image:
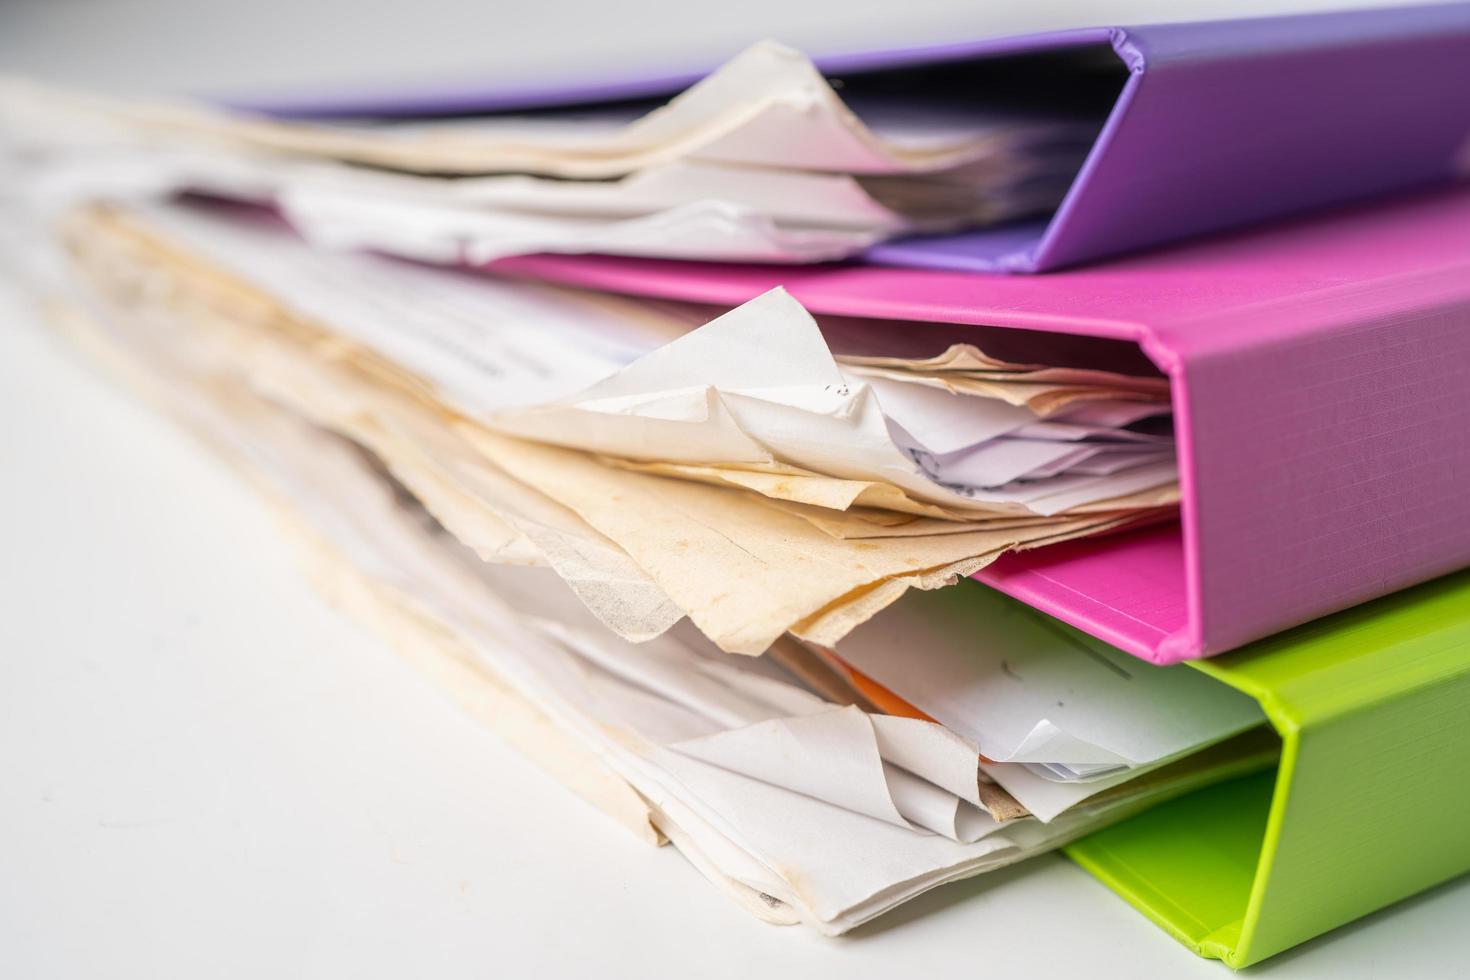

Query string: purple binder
[235,4,1470,272]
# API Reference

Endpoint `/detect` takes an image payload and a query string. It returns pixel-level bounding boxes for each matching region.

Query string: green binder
[1064,569,1470,967]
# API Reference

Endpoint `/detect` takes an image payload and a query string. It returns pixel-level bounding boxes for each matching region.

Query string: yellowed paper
[842,362,1169,415]
[47,298,665,846]
[836,343,1170,393]
[458,425,1125,653]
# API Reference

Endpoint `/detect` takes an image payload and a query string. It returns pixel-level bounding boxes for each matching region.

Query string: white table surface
[2,3,1466,976]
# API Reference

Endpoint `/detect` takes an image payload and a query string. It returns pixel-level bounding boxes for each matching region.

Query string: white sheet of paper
[131,202,695,411]
[492,287,1178,514]
[1027,446,1172,479]
[279,184,888,264]
[672,706,1001,842]
[925,436,1101,488]
[834,580,1264,770]
[1014,418,1173,443]
[1047,401,1174,429]
[864,373,1038,454]
[992,459,1179,514]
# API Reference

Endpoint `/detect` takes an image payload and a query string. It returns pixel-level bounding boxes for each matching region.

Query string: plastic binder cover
[240,4,1470,272]
[1065,565,1470,968]
[493,186,1470,663]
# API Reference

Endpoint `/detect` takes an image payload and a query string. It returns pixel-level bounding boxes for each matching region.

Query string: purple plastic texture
[872,4,1470,271]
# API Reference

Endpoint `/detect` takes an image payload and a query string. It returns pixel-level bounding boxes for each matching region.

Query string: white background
[2,2,1467,976]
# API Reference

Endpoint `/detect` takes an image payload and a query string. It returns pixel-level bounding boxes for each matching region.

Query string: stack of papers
[41,259,1266,932]
[0,40,1097,263]
[1,64,1261,936]
[59,200,1180,652]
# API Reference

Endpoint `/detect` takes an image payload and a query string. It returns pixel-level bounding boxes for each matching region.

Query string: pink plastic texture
[492,188,1470,662]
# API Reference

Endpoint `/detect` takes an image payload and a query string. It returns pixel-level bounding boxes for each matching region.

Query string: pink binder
[490,187,1470,663]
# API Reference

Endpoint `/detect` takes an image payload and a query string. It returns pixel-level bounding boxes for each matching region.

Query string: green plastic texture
[1063,569,1470,967]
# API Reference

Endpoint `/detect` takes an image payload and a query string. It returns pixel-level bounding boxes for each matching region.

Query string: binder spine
[1030,5,1470,271]
[1169,264,1470,660]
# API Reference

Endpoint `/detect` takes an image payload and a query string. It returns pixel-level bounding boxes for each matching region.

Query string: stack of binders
[5,2,1469,967]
